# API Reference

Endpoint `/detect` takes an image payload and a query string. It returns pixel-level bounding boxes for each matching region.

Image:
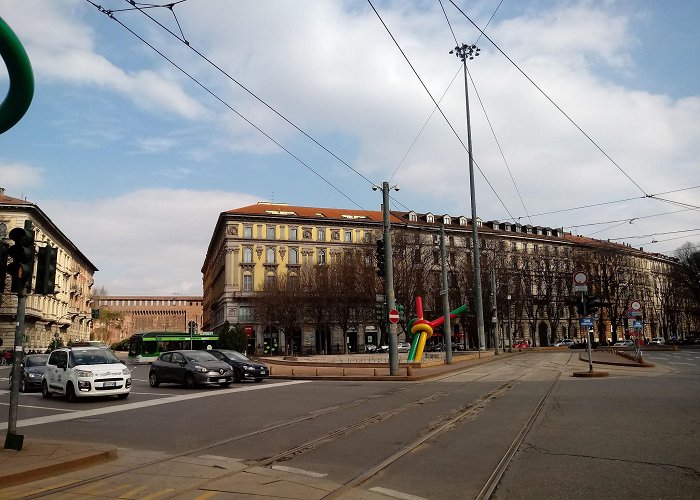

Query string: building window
[289,227,298,241]
[242,274,253,292]
[266,247,275,263]
[243,247,253,263]
[426,214,434,223]
[265,272,276,285]
[318,228,326,242]
[318,249,327,265]
[344,230,352,243]
[239,306,253,321]
[433,250,439,265]
[243,226,253,238]
[266,226,276,239]
[409,212,417,222]
[289,248,298,264]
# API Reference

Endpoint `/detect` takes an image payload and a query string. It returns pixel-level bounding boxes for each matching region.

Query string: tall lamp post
[450,43,486,350]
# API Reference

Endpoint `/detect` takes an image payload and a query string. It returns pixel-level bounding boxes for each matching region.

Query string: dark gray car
[9,353,49,392]
[148,350,234,388]
[208,349,269,383]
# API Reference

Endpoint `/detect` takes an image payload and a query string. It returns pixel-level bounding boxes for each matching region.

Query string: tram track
[21,353,572,499]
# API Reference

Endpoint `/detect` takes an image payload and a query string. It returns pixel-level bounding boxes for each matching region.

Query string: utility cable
[367,0,516,221]
[447,0,649,197]
[85,1,370,213]
[610,228,700,241]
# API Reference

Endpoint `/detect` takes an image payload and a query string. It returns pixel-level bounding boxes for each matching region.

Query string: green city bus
[128,332,220,363]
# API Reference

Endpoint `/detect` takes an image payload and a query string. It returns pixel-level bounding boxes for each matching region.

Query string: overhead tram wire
[610,228,700,241]
[84,1,370,213]
[436,0,534,224]
[115,0,378,191]
[447,1,650,199]
[567,207,693,229]
[367,0,517,222]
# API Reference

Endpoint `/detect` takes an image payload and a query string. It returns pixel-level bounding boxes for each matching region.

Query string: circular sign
[388,309,400,324]
[573,271,588,285]
[630,300,642,311]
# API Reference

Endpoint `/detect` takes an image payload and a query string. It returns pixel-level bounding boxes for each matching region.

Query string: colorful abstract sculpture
[407,296,468,362]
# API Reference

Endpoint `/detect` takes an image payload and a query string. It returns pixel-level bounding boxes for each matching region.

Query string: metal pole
[453,44,486,351]
[507,294,512,352]
[491,268,500,354]
[583,291,593,372]
[5,286,26,450]
[382,182,399,376]
[440,224,453,364]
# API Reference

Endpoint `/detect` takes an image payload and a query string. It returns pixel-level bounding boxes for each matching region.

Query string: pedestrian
[3,349,13,366]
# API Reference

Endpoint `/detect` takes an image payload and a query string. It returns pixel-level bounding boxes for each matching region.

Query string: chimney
[0,187,5,195]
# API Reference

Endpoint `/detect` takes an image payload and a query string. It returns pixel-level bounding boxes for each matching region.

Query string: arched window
[288,248,298,264]
[266,247,275,263]
[318,249,327,265]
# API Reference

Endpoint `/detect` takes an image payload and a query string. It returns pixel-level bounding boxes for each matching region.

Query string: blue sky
[1,0,698,295]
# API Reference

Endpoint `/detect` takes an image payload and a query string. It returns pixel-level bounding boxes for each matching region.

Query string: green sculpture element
[0,16,34,134]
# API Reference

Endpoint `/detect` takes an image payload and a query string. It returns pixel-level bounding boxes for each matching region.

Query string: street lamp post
[450,43,486,351]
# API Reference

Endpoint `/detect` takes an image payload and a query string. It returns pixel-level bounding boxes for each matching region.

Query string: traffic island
[572,369,609,378]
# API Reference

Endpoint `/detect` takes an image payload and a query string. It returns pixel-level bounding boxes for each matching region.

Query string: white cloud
[0,162,43,192]
[39,189,260,295]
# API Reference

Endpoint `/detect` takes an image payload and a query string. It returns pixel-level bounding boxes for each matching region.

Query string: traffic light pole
[582,291,593,373]
[5,283,26,450]
[440,224,453,364]
[381,182,399,376]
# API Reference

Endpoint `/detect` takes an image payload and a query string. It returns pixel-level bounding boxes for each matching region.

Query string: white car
[42,347,131,401]
[397,342,411,353]
[553,339,575,347]
[649,337,665,345]
[613,340,634,347]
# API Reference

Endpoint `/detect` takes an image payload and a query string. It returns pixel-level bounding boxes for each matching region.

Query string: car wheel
[254,378,264,383]
[219,382,231,388]
[117,393,129,400]
[233,370,242,383]
[42,380,52,398]
[184,373,196,389]
[148,372,160,388]
[66,383,77,403]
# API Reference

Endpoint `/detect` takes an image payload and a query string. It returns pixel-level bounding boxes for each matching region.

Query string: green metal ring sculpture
[0,16,34,134]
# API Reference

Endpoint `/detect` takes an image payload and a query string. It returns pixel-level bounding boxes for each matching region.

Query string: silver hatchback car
[148,350,234,388]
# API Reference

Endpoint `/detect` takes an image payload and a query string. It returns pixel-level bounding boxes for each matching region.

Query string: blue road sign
[579,317,594,328]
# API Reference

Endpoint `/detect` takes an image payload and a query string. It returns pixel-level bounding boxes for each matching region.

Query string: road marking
[271,465,327,478]
[0,402,80,412]
[0,380,310,430]
[369,487,427,500]
[668,362,694,365]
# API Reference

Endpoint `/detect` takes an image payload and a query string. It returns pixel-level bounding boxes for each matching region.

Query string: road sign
[388,309,400,324]
[573,271,588,285]
[630,300,642,311]
[632,320,643,329]
[579,317,594,328]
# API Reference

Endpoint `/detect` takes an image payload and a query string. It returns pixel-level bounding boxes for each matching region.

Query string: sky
[1,0,698,295]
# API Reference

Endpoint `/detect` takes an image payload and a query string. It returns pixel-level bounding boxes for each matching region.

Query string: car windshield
[220,350,249,361]
[185,351,218,362]
[71,348,120,365]
[25,354,49,367]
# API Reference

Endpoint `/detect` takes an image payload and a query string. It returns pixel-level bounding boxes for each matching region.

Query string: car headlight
[28,372,41,378]
[243,365,255,371]
[194,365,208,373]
[122,367,130,375]
[76,369,93,377]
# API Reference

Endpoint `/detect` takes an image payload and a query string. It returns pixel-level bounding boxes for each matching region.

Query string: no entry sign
[388,309,400,324]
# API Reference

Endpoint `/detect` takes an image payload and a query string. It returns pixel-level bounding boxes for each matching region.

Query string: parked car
[649,337,665,345]
[365,344,378,353]
[42,347,131,401]
[397,342,411,353]
[513,340,531,349]
[9,353,49,392]
[613,340,634,347]
[208,349,269,383]
[149,350,234,388]
[553,339,575,347]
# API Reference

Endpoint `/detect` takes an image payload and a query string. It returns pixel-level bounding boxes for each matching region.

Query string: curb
[0,441,118,488]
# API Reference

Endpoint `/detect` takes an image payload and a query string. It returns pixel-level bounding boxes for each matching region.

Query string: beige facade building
[202,202,695,353]
[0,189,97,351]
[92,295,204,345]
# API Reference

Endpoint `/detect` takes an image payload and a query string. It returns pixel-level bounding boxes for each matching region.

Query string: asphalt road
[0,350,698,499]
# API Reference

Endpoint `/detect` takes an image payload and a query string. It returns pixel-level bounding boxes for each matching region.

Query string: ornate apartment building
[0,189,97,351]
[92,295,204,345]
[202,202,693,354]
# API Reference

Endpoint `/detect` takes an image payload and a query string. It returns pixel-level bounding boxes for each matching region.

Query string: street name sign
[579,317,594,328]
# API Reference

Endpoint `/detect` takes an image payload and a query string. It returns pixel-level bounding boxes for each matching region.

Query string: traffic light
[397,304,405,322]
[375,303,385,324]
[586,296,600,315]
[0,242,9,294]
[35,246,58,295]
[375,239,385,277]
[576,300,585,316]
[7,227,35,294]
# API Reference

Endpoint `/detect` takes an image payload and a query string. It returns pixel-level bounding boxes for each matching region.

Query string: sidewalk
[0,348,649,489]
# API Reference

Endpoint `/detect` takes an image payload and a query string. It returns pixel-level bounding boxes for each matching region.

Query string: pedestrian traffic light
[0,242,9,294]
[7,227,35,294]
[376,239,385,277]
[375,303,385,324]
[35,245,58,295]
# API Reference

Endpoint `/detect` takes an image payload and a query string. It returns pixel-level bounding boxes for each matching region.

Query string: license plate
[218,378,227,382]
[103,381,117,388]
[260,371,267,375]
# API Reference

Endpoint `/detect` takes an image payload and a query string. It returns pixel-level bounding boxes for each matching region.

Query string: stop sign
[388,309,400,324]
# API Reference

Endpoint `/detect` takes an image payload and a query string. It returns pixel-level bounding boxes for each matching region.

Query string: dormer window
[426,213,434,223]
[459,217,467,226]
[408,211,417,222]
[443,215,451,225]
